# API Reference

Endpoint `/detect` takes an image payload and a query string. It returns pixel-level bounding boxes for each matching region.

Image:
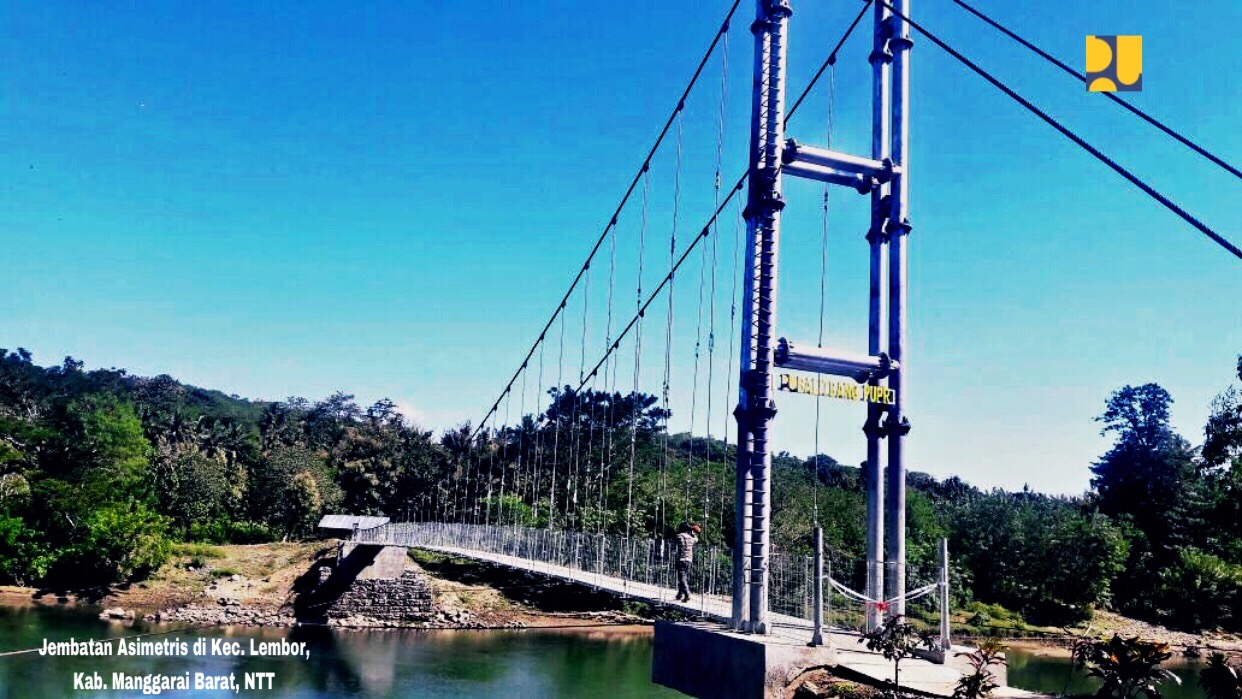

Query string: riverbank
[0,541,651,631]
[959,609,1242,660]
[3,541,1240,656]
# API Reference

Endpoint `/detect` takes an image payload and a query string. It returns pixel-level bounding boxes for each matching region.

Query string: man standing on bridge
[674,522,702,602]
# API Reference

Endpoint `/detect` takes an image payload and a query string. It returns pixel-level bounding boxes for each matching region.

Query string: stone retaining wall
[325,569,434,625]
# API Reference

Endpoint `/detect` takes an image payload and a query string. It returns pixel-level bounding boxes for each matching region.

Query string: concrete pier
[652,621,836,699]
[652,621,1044,699]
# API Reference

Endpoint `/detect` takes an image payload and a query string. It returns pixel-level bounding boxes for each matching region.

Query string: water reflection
[1006,645,1207,699]
[0,604,676,698]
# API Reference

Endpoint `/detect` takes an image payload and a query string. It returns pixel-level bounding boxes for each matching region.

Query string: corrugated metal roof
[317,514,390,530]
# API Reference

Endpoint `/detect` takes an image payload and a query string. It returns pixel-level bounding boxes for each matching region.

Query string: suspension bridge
[357,0,1236,696]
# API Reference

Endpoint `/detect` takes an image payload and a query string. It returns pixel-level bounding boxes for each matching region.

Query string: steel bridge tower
[732,0,913,634]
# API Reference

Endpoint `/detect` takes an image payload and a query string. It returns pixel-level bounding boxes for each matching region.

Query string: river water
[0,603,1210,698]
[0,603,676,698]
[1005,644,1206,699]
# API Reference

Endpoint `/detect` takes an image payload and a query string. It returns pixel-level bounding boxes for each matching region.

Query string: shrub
[952,639,1006,699]
[0,515,54,585]
[188,519,277,545]
[1154,549,1242,630]
[170,543,224,559]
[1200,653,1242,699]
[858,615,936,688]
[226,521,277,544]
[66,502,172,584]
[1072,634,1177,699]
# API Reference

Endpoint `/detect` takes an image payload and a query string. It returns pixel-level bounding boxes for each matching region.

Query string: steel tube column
[733,0,790,636]
[885,0,913,617]
[731,0,769,630]
[864,0,892,633]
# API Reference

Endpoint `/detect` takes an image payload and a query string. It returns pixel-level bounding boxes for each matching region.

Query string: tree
[1202,357,1242,469]
[1091,384,1204,617]
[1202,357,1242,566]
[0,515,52,585]
[63,394,152,497]
[0,473,31,508]
[249,444,339,538]
[285,471,322,539]
[68,502,171,584]
[949,491,1126,624]
[153,452,230,533]
[1153,548,1242,630]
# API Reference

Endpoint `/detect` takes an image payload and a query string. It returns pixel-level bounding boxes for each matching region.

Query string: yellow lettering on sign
[776,373,897,405]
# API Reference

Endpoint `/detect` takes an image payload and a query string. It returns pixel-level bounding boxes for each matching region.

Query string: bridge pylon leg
[733,0,792,636]
[863,0,892,635]
[883,0,913,619]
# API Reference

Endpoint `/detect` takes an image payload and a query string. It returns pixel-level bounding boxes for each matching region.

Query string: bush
[225,521,277,544]
[187,519,277,545]
[210,567,240,578]
[953,640,1007,699]
[62,502,172,584]
[1072,634,1176,699]
[1153,548,1242,630]
[1200,653,1242,699]
[170,543,225,559]
[0,515,54,585]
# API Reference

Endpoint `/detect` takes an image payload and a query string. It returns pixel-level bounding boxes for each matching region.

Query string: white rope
[828,577,939,605]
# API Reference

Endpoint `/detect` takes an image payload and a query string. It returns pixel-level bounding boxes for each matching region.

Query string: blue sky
[3,1,1238,494]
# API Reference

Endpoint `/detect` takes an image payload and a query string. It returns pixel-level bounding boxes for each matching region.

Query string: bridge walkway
[406,542,1044,698]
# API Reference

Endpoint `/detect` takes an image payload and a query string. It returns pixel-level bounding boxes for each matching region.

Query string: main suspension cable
[571,3,871,396]
[946,0,1240,180]
[469,1,745,443]
[875,0,1241,261]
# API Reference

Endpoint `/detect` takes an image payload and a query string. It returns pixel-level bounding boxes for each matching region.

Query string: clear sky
[3,1,1238,495]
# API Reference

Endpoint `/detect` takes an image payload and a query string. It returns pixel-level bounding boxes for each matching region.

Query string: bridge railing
[354,521,941,639]
[355,522,740,607]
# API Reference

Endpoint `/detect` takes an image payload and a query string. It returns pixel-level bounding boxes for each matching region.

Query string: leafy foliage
[1071,635,1177,699]
[67,502,172,583]
[1200,652,1242,699]
[858,615,936,688]
[1,344,1241,637]
[952,639,1006,699]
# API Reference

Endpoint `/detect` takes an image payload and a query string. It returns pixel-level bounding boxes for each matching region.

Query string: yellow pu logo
[1086,35,1142,92]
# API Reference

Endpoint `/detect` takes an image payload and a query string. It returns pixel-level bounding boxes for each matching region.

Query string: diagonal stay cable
[874,0,1241,261]
[947,0,1240,180]
[571,4,874,394]
[469,0,744,443]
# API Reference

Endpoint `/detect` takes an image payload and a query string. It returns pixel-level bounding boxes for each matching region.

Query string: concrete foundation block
[652,621,837,699]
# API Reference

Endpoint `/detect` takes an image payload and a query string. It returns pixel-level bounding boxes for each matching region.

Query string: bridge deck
[413,543,1044,698]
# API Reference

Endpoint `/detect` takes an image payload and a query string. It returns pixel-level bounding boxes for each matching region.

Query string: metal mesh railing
[356,522,738,610]
[355,521,947,647]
